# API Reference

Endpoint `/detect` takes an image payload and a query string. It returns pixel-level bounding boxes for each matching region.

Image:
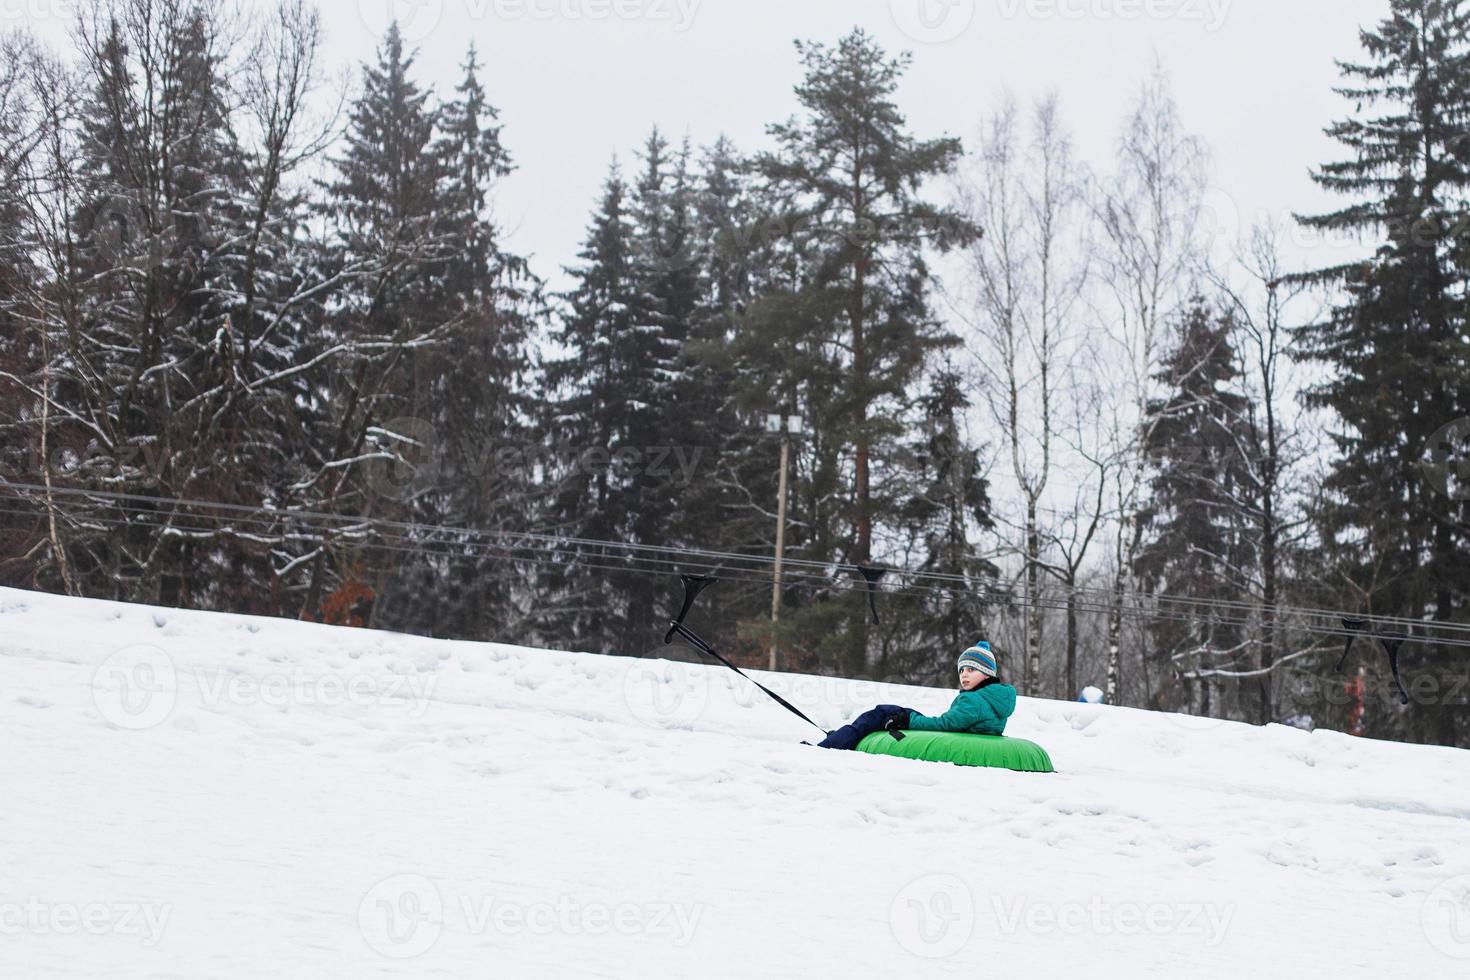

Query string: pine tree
[1292,0,1470,743]
[751,29,982,675]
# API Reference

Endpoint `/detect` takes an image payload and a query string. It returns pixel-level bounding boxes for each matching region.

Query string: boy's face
[959,666,985,691]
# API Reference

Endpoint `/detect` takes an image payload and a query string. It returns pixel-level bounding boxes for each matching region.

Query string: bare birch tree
[955,92,1091,696]
[1093,65,1210,705]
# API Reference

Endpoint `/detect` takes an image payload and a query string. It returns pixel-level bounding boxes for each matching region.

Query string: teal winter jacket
[908,683,1017,736]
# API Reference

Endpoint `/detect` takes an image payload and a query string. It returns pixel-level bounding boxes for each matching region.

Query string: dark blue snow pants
[817,704,911,751]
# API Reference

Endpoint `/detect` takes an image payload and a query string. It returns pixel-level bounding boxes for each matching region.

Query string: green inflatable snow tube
[856,730,1055,773]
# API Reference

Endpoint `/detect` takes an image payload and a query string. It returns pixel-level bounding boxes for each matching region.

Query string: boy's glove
[884,710,910,740]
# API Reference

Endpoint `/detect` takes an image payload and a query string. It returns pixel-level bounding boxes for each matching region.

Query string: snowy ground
[3,586,1469,978]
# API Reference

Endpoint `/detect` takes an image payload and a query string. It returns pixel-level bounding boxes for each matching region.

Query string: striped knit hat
[958,641,998,678]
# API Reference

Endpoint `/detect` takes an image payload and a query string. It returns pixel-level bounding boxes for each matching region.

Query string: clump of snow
[1,585,1468,977]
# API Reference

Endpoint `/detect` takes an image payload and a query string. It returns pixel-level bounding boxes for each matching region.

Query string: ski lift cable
[3,481,1469,648]
[8,495,1432,659]
[0,480,1427,639]
[4,482,1467,644]
[5,496,1466,659]
[0,491,1336,629]
[0,478,1453,632]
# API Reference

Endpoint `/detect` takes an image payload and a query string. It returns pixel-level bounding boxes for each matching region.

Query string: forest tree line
[1,0,1466,746]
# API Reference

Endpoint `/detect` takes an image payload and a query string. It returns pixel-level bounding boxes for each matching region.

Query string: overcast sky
[19,0,1390,289]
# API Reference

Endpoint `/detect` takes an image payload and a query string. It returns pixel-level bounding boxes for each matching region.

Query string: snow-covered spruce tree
[0,34,60,591]
[1292,0,1470,746]
[0,2,348,615]
[0,35,36,388]
[202,0,339,617]
[49,1,258,607]
[372,44,543,642]
[750,29,982,677]
[305,22,455,623]
[1134,298,1258,719]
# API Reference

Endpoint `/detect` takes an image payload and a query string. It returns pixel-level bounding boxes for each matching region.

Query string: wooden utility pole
[770,433,790,671]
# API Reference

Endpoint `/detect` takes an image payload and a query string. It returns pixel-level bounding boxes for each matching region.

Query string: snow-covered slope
[2,586,1468,978]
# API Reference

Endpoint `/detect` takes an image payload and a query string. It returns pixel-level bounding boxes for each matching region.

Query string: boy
[815,642,1016,750]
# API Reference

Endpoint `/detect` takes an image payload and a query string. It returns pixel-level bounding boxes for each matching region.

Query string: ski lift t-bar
[1337,617,1411,706]
[663,574,828,735]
